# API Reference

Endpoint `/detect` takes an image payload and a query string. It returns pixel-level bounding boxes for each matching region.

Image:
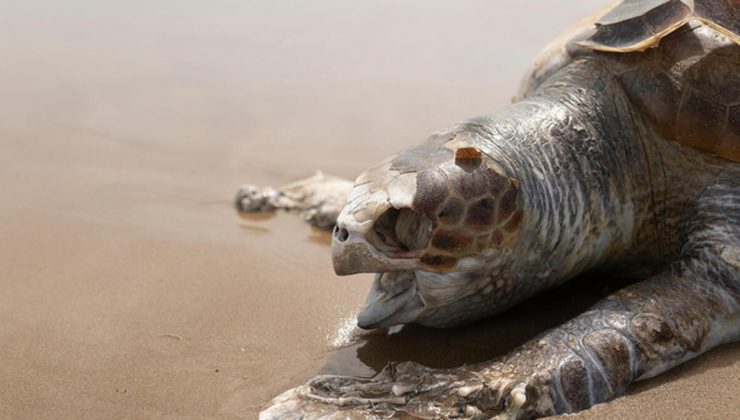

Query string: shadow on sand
[321,273,639,376]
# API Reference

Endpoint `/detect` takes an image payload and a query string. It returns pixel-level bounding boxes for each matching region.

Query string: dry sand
[0,1,737,418]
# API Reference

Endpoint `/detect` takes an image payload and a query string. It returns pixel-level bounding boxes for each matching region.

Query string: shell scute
[465,197,497,228]
[438,197,465,225]
[413,170,448,213]
[619,66,680,138]
[675,92,727,152]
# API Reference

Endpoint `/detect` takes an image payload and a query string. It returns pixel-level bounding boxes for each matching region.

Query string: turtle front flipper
[235,172,353,229]
[260,185,740,418]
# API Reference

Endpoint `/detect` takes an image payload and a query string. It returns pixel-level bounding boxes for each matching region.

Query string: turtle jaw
[356,271,426,329]
[331,226,419,275]
[331,195,432,329]
[356,268,505,329]
[331,195,428,275]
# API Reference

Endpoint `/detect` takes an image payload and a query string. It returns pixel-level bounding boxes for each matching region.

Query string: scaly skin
[329,55,738,329]
[251,18,740,419]
[262,184,739,419]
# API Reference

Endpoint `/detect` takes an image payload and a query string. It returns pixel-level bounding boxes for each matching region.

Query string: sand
[0,1,737,418]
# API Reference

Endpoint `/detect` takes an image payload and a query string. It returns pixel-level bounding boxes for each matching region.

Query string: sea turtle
[239,0,740,417]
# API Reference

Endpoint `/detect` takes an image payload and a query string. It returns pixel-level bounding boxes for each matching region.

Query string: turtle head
[332,132,525,329]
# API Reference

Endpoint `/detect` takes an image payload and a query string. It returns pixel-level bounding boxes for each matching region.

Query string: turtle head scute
[333,131,528,328]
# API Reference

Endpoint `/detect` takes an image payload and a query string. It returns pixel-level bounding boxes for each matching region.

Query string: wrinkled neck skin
[418,57,732,327]
[482,60,649,280]
[378,55,740,327]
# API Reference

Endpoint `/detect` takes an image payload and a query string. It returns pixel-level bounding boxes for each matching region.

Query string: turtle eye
[369,208,433,257]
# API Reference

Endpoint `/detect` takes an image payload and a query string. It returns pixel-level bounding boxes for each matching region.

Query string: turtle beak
[331,170,421,275]
[331,216,417,275]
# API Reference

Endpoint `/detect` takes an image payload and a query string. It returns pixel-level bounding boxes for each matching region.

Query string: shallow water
[0,1,738,418]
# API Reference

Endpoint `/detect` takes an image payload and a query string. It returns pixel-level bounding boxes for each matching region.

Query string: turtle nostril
[334,226,349,242]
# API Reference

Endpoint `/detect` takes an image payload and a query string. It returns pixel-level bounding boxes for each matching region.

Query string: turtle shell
[580,0,740,52]
[520,0,740,162]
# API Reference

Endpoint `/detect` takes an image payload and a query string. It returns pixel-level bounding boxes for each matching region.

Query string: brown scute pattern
[432,229,473,252]
[451,167,490,199]
[274,12,740,414]
[423,164,522,262]
[475,234,490,251]
[612,25,740,162]
[490,230,504,247]
[438,197,465,224]
[413,169,448,213]
[465,198,497,227]
[497,184,519,221]
[487,168,509,196]
[400,137,524,270]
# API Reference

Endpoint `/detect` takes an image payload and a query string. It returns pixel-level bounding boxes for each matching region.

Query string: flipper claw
[235,172,353,229]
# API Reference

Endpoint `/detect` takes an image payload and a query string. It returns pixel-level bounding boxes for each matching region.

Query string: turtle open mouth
[366,208,433,260]
[332,206,435,275]
[357,271,426,329]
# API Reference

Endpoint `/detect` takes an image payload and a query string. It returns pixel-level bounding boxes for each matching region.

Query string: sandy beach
[0,1,737,418]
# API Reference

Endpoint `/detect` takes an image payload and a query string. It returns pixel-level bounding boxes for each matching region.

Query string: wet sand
[0,1,737,418]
